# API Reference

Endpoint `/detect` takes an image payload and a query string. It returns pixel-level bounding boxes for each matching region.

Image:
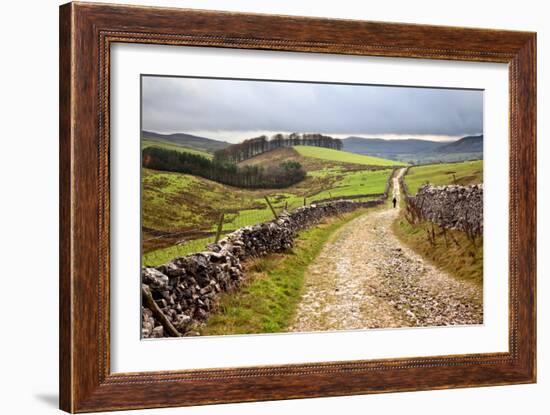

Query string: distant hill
[343,137,445,156]
[141,131,230,153]
[342,135,483,164]
[432,135,483,154]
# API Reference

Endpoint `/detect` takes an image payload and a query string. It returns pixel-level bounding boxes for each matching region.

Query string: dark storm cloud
[142,76,483,138]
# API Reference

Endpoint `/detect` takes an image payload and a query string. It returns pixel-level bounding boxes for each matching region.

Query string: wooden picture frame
[59,2,536,412]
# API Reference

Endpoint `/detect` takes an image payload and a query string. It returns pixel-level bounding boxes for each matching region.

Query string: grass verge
[199,208,369,336]
[392,215,483,286]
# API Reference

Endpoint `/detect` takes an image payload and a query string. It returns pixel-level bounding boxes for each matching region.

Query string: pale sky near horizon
[142,76,483,143]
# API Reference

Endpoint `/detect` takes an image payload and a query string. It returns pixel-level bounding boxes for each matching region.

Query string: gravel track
[289,169,483,332]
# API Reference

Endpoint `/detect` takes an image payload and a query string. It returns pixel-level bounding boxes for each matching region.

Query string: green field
[142,146,396,265]
[308,168,391,201]
[294,145,406,167]
[141,138,213,159]
[404,160,483,195]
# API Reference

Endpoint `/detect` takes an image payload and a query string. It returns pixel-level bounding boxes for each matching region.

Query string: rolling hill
[294,145,406,167]
[141,130,230,153]
[343,137,445,156]
[141,138,213,159]
[432,135,483,153]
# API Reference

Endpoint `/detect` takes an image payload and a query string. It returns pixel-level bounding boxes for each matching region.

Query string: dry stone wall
[406,184,483,236]
[141,171,395,338]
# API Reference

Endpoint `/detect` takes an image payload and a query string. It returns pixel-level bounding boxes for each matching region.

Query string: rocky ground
[289,169,483,332]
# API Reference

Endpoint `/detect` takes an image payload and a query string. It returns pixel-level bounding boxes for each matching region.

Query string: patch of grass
[310,168,392,201]
[404,160,483,195]
[392,215,483,286]
[200,209,368,335]
[294,145,407,167]
[141,169,237,233]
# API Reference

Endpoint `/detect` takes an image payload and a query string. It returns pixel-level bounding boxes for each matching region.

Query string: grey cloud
[142,76,483,138]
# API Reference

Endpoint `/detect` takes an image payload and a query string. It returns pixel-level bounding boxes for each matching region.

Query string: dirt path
[289,169,483,332]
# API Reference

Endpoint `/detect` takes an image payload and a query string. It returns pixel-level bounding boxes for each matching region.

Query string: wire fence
[143,196,302,250]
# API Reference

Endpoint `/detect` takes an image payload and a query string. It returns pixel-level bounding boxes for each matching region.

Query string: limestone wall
[406,183,483,235]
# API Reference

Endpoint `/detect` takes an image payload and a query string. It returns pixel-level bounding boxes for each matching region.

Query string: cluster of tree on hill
[143,146,306,189]
[214,133,343,163]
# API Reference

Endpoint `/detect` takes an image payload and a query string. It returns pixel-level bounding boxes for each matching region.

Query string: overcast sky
[142,76,483,143]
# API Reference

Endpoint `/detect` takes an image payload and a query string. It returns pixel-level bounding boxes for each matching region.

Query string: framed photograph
[59,2,536,412]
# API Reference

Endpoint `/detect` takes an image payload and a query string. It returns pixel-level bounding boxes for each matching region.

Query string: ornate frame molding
[60,2,536,412]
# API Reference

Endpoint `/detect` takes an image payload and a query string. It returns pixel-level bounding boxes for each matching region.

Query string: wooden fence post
[142,286,182,337]
[264,196,278,219]
[214,212,225,243]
